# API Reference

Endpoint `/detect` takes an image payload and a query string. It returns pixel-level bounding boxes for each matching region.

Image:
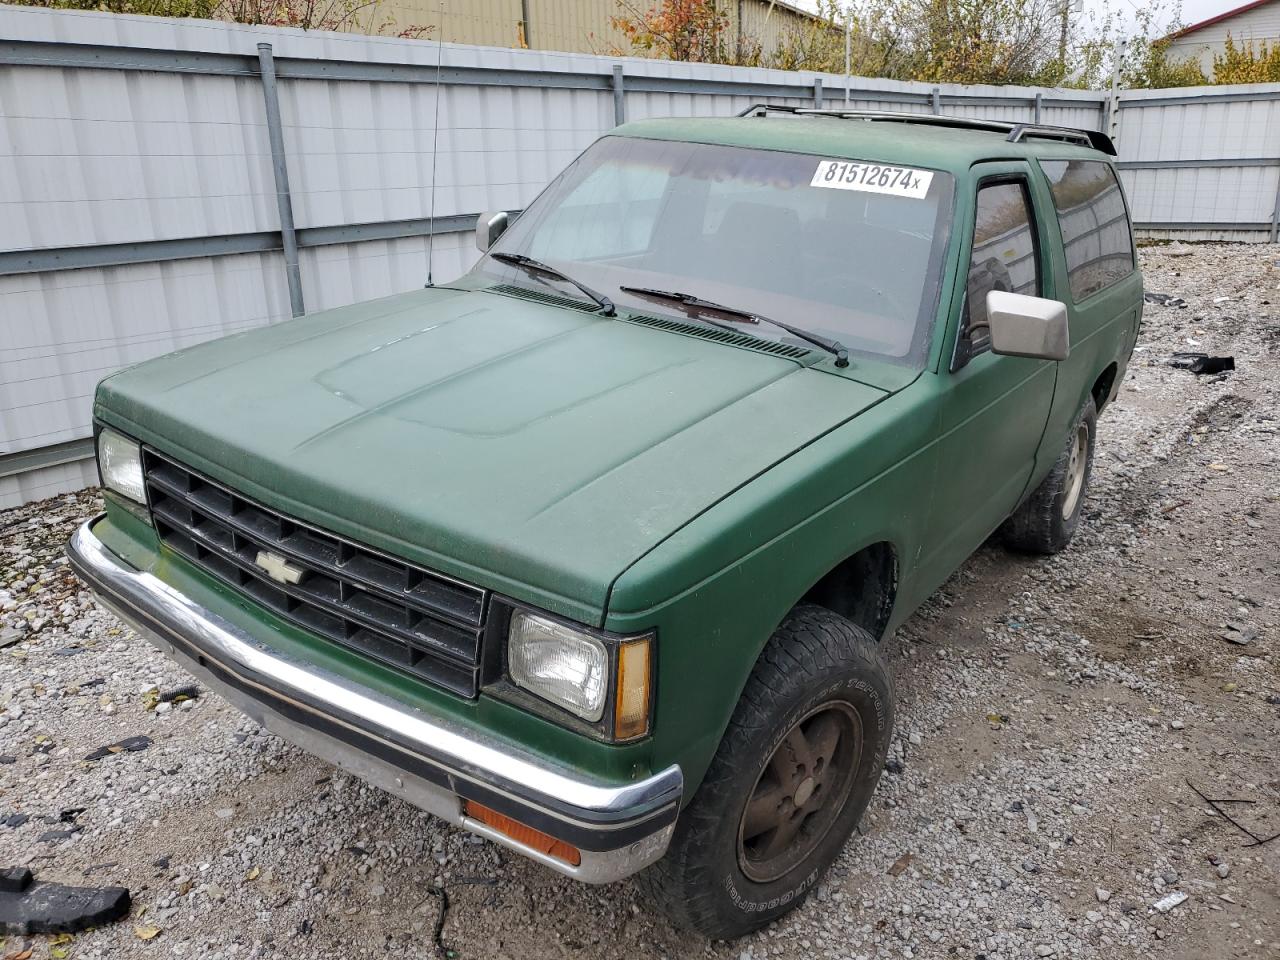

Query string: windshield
[476,136,955,367]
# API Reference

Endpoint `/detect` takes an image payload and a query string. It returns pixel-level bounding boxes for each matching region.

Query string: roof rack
[736,104,1117,156]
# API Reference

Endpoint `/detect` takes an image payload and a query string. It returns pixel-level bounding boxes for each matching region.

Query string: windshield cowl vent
[487,283,600,312]
[623,314,813,362]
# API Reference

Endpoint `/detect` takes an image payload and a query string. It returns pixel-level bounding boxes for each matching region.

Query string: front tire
[640,605,893,939]
[1001,397,1097,555]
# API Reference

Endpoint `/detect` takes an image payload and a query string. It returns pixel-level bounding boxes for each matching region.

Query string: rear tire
[1001,397,1097,554]
[639,604,893,939]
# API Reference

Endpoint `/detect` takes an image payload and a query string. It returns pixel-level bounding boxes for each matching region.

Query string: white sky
[788,0,1245,36]
[1088,0,1241,33]
[1172,0,1241,25]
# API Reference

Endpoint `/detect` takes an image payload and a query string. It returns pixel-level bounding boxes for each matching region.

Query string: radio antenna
[425,2,445,287]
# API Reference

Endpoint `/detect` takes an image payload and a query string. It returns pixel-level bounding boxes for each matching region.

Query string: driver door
[922,162,1060,581]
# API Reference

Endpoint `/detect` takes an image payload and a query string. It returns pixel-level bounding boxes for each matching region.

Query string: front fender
[604,384,938,797]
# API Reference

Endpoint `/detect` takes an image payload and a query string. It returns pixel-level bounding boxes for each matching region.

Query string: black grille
[143,450,487,697]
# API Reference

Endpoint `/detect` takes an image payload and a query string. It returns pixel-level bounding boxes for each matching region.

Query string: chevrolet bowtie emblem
[254,550,306,586]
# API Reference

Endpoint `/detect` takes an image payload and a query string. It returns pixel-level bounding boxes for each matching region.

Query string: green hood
[96,286,887,622]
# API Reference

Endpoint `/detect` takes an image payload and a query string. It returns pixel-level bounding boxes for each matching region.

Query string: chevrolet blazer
[68,107,1142,938]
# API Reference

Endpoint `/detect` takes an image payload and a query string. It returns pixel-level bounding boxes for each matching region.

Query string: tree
[14,0,216,18]
[768,0,847,73]
[907,0,1071,85]
[1212,33,1280,83]
[1123,37,1206,86]
[10,0,430,36]
[611,0,735,63]
[212,0,432,35]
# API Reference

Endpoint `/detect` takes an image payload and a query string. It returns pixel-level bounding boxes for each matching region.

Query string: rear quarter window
[1040,160,1134,302]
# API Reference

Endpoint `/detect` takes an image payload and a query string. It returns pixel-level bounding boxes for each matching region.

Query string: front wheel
[639,605,893,939]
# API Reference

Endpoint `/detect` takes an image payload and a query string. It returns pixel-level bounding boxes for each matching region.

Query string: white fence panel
[1114,84,1280,238]
[0,67,276,249]
[1,4,1279,506]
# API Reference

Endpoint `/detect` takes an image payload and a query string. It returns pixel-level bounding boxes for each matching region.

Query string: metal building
[376,0,821,59]
[1164,0,1280,75]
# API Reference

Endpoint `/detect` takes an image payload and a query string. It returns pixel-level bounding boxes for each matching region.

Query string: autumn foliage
[14,0,431,36]
[1211,33,1280,83]
[610,0,738,64]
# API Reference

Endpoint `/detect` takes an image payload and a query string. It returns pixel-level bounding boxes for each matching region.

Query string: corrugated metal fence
[2,6,1278,508]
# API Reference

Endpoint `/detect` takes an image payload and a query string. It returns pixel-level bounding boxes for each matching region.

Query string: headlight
[505,609,654,740]
[97,428,145,504]
[508,612,608,722]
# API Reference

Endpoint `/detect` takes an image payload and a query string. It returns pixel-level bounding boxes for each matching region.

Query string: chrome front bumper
[67,518,681,883]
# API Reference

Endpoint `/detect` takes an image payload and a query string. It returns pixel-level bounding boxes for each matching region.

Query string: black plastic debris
[158,685,200,704]
[0,869,31,893]
[0,867,130,934]
[83,735,151,762]
[1168,352,1235,375]
[1145,292,1188,308]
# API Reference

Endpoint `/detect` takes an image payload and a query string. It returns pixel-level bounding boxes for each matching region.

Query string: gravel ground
[1,244,1277,960]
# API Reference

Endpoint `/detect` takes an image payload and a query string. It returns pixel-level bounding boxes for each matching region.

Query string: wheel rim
[737,701,863,884]
[1061,422,1090,521]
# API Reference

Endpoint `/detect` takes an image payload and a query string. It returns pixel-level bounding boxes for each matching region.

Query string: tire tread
[639,605,892,938]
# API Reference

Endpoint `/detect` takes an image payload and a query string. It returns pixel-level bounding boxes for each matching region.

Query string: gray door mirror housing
[475,211,509,253]
[982,290,1070,361]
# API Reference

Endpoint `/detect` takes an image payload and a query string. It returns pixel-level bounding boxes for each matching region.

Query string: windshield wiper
[491,252,615,316]
[619,286,849,368]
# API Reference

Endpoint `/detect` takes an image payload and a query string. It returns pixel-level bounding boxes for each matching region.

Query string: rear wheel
[640,605,893,939]
[1002,397,1097,554]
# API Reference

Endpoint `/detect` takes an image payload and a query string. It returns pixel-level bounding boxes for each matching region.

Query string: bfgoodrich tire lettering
[639,604,893,939]
[1001,397,1097,555]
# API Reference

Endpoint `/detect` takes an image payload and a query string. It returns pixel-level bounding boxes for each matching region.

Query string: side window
[963,180,1041,357]
[1040,160,1134,301]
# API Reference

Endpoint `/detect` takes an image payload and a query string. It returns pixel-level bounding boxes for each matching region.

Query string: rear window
[1040,160,1134,301]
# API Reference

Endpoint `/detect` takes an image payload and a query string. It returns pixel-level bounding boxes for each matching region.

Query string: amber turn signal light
[463,801,581,867]
[614,637,652,740]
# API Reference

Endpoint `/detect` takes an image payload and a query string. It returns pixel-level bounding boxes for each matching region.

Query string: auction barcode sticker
[810,160,933,199]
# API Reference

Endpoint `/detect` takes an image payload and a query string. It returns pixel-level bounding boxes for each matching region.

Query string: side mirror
[982,290,1070,361]
[476,211,509,253]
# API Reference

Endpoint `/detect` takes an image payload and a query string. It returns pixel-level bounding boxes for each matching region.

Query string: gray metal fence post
[520,0,532,48]
[1104,38,1125,146]
[1271,164,1280,242]
[931,87,941,115]
[612,64,626,126]
[814,78,823,108]
[257,43,305,318]
[1034,92,1043,123]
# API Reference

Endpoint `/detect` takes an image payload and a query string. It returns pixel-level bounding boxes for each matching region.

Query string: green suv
[68,107,1142,938]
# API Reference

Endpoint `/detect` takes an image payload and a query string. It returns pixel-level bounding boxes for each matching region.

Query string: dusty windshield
[478,135,955,367]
